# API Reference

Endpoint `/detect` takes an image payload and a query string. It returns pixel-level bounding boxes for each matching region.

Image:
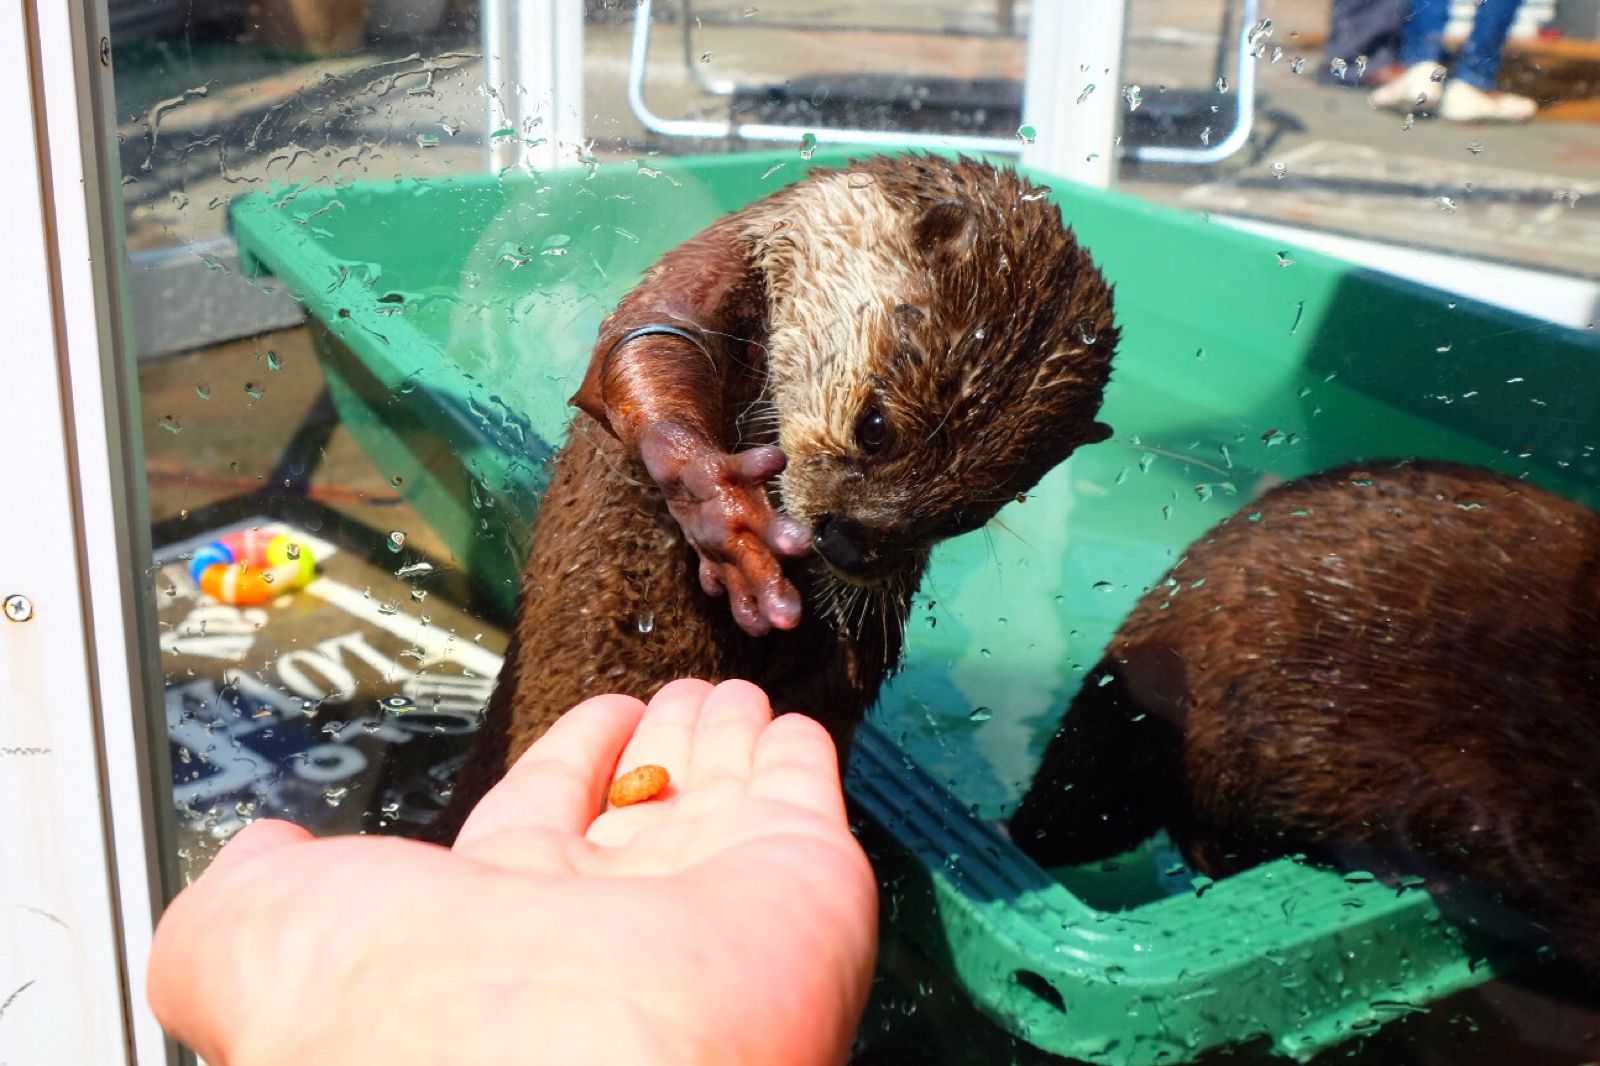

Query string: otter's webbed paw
[636,424,813,636]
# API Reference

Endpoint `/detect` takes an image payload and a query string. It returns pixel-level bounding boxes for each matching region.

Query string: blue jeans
[1398,0,1525,89]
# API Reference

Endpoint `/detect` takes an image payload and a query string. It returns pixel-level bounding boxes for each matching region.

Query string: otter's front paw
[636,424,813,636]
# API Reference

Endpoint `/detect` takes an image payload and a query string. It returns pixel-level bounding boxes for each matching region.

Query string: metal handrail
[628,0,1022,154]
[626,0,1260,166]
[1132,0,1260,165]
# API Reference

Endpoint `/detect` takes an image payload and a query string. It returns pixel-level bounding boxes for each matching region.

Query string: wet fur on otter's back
[428,156,1117,841]
[1012,461,1600,971]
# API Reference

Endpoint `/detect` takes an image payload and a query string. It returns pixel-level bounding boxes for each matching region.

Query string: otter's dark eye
[855,405,888,455]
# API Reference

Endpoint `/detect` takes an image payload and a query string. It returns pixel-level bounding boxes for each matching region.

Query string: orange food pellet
[609,764,670,807]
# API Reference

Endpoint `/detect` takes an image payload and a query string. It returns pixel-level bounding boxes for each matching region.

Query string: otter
[428,155,1118,841]
[1010,460,1600,972]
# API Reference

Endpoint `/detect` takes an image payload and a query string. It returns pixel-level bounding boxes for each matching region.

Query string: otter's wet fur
[1011,461,1600,972]
[429,155,1118,841]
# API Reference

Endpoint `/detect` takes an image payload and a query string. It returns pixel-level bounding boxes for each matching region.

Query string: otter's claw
[637,426,813,636]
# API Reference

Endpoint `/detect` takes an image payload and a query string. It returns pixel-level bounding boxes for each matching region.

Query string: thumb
[148,818,313,1053]
[204,818,314,878]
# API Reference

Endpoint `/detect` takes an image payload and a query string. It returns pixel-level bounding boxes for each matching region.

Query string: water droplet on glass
[699,51,714,63]
[1290,56,1306,74]
[323,786,349,807]
[1270,161,1287,179]
[1329,57,1348,80]
[1438,196,1457,213]
[925,615,938,629]
[195,381,211,400]
[244,381,264,400]
[395,561,433,578]
[1123,84,1143,112]
[1016,124,1037,143]
[1092,580,1115,593]
[159,414,182,434]
[1276,251,1294,267]
[1077,321,1098,344]
[1216,76,1230,93]
[798,132,817,159]
[1076,83,1096,105]
[1466,141,1484,154]
[382,694,415,714]
[968,706,994,723]
[265,350,283,371]
[636,611,655,634]
[387,530,406,552]
[390,475,404,488]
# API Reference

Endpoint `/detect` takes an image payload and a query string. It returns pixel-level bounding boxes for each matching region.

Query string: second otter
[430,155,1118,840]
[1012,461,1600,972]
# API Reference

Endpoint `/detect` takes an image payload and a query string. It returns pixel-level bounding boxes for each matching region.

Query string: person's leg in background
[1370,0,1450,109]
[1322,0,1409,86]
[1438,0,1538,120]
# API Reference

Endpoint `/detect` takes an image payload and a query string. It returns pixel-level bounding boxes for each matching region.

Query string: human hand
[148,679,878,1066]
[636,422,813,637]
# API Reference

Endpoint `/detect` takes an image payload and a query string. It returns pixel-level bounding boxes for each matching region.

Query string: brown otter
[1010,460,1600,972]
[428,155,1118,841]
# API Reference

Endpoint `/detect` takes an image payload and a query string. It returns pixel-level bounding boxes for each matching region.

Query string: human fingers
[748,712,849,824]
[202,817,315,878]
[611,678,714,797]
[454,692,647,847]
[685,679,772,792]
[147,821,316,1061]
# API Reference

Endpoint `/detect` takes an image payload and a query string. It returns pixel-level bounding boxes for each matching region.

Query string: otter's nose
[813,515,871,575]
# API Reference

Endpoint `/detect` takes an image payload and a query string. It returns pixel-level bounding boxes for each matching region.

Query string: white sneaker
[1369,61,1447,113]
[1438,81,1538,123]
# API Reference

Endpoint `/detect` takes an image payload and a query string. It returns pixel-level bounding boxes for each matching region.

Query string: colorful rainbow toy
[189,529,317,606]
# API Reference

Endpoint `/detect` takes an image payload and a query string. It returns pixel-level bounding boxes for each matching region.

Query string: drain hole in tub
[1013,970,1066,1012]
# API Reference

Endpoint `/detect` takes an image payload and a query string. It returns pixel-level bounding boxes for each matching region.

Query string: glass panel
[114,0,1600,1061]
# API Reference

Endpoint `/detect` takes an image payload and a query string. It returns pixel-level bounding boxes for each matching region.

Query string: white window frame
[1,1,173,1063]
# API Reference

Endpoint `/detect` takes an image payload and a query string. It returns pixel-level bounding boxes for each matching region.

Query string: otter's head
[757,155,1116,590]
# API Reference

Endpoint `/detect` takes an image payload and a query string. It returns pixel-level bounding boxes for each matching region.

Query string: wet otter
[429,155,1118,841]
[1011,460,1600,971]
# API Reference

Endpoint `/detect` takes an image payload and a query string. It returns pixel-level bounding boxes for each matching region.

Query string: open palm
[149,679,878,1066]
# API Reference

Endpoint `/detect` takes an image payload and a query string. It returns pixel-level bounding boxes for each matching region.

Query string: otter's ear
[914,200,976,264]
[1087,421,1113,444]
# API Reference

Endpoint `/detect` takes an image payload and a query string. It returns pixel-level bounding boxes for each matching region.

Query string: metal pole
[485,0,586,173]
[1021,0,1127,187]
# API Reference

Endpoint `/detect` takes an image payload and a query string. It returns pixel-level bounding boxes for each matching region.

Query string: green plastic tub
[234,148,1600,1062]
